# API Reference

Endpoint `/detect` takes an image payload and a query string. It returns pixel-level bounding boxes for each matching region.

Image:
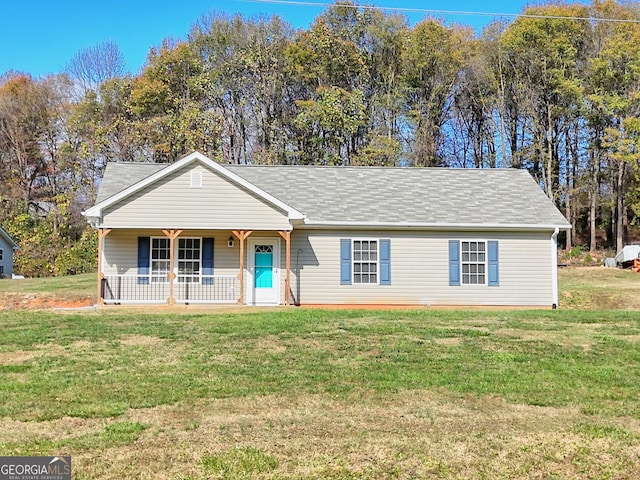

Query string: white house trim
[551,228,560,309]
[301,220,570,231]
[93,224,294,231]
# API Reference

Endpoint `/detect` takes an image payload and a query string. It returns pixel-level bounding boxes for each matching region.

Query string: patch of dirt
[0,343,76,366]
[0,350,36,364]
[119,335,165,347]
[434,337,462,346]
[0,415,106,445]
[0,293,95,311]
[557,249,611,267]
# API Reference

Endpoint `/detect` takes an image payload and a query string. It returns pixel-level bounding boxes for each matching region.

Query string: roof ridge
[227,164,518,171]
[107,161,168,166]
[107,161,520,173]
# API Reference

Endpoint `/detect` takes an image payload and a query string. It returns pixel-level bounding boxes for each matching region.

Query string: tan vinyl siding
[102,230,287,304]
[103,230,247,278]
[290,230,556,307]
[101,228,555,307]
[101,164,290,230]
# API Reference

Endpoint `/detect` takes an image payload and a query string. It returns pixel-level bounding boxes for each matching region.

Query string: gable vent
[190,171,203,188]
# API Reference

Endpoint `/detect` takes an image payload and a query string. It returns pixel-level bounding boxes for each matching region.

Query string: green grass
[1,268,640,478]
[0,272,96,295]
[558,266,640,309]
[1,309,639,421]
[202,447,278,479]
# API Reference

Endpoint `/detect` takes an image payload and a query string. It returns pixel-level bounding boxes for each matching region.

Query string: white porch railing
[101,275,239,304]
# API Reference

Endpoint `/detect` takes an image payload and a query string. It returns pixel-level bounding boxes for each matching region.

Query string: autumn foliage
[3,1,640,276]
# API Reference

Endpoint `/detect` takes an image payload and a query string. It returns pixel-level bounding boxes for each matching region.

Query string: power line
[239,0,640,24]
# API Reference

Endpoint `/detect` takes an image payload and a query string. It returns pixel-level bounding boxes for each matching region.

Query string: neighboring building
[0,226,19,278]
[83,152,570,308]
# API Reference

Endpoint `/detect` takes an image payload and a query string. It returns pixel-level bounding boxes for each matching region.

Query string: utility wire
[240,0,640,24]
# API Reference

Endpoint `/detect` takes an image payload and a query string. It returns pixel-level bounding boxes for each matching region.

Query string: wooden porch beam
[278,230,291,306]
[232,230,253,305]
[97,228,112,306]
[162,229,183,305]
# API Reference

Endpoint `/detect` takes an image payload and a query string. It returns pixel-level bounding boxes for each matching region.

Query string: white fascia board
[551,227,560,308]
[301,220,571,231]
[88,224,294,231]
[83,152,305,221]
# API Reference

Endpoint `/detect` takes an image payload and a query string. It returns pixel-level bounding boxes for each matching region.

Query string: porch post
[278,230,291,306]
[232,230,252,305]
[97,228,111,306]
[162,229,183,306]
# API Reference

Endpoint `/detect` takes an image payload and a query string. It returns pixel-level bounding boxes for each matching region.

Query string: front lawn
[1,308,638,479]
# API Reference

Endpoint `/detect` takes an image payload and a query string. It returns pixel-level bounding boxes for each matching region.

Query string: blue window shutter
[340,239,351,285]
[202,238,214,285]
[488,240,499,286]
[380,239,391,285]
[449,240,460,286]
[137,237,150,285]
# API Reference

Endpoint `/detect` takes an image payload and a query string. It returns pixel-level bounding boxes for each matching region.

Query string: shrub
[53,229,97,275]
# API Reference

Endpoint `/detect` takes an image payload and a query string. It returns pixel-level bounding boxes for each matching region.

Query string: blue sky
[2,1,591,78]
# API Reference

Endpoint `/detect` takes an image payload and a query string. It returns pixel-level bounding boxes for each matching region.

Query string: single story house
[0,226,19,278]
[83,151,570,308]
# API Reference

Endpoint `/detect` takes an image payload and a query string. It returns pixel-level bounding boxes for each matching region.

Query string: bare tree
[65,40,126,94]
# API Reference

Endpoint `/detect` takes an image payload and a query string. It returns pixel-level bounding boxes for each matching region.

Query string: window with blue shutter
[341,239,391,285]
[340,239,351,285]
[449,240,460,286]
[202,238,214,285]
[380,239,391,285]
[488,240,499,286]
[137,237,150,284]
[450,240,499,286]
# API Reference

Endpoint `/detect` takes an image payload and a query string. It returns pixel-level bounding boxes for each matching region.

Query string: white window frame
[150,237,171,284]
[352,239,379,285]
[149,236,204,284]
[460,240,487,286]
[176,237,202,283]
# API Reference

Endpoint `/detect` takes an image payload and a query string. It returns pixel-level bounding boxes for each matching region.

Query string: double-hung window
[177,238,201,283]
[138,237,213,285]
[151,238,170,283]
[340,238,391,285]
[461,241,486,285]
[150,237,202,283]
[449,240,499,287]
[353,240,378,284]
[0,249,3,261]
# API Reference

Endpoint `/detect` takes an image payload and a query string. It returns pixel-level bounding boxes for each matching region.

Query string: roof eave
[300,220,571,231]
[81,223,295,231]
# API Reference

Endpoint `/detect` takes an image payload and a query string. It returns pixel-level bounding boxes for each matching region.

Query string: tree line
[2,0,640,276]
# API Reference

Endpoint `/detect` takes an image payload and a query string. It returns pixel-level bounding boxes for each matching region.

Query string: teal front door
[248,239,280,305]
[254,245,273,288]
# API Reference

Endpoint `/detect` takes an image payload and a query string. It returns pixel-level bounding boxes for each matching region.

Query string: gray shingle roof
[95,162,569,228]
[226,165,568,227]
[95,163,167,204]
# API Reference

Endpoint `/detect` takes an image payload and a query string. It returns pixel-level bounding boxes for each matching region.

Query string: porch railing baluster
[101,275,239,304]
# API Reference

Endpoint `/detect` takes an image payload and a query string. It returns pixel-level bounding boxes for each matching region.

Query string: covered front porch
[97,228,292,306]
